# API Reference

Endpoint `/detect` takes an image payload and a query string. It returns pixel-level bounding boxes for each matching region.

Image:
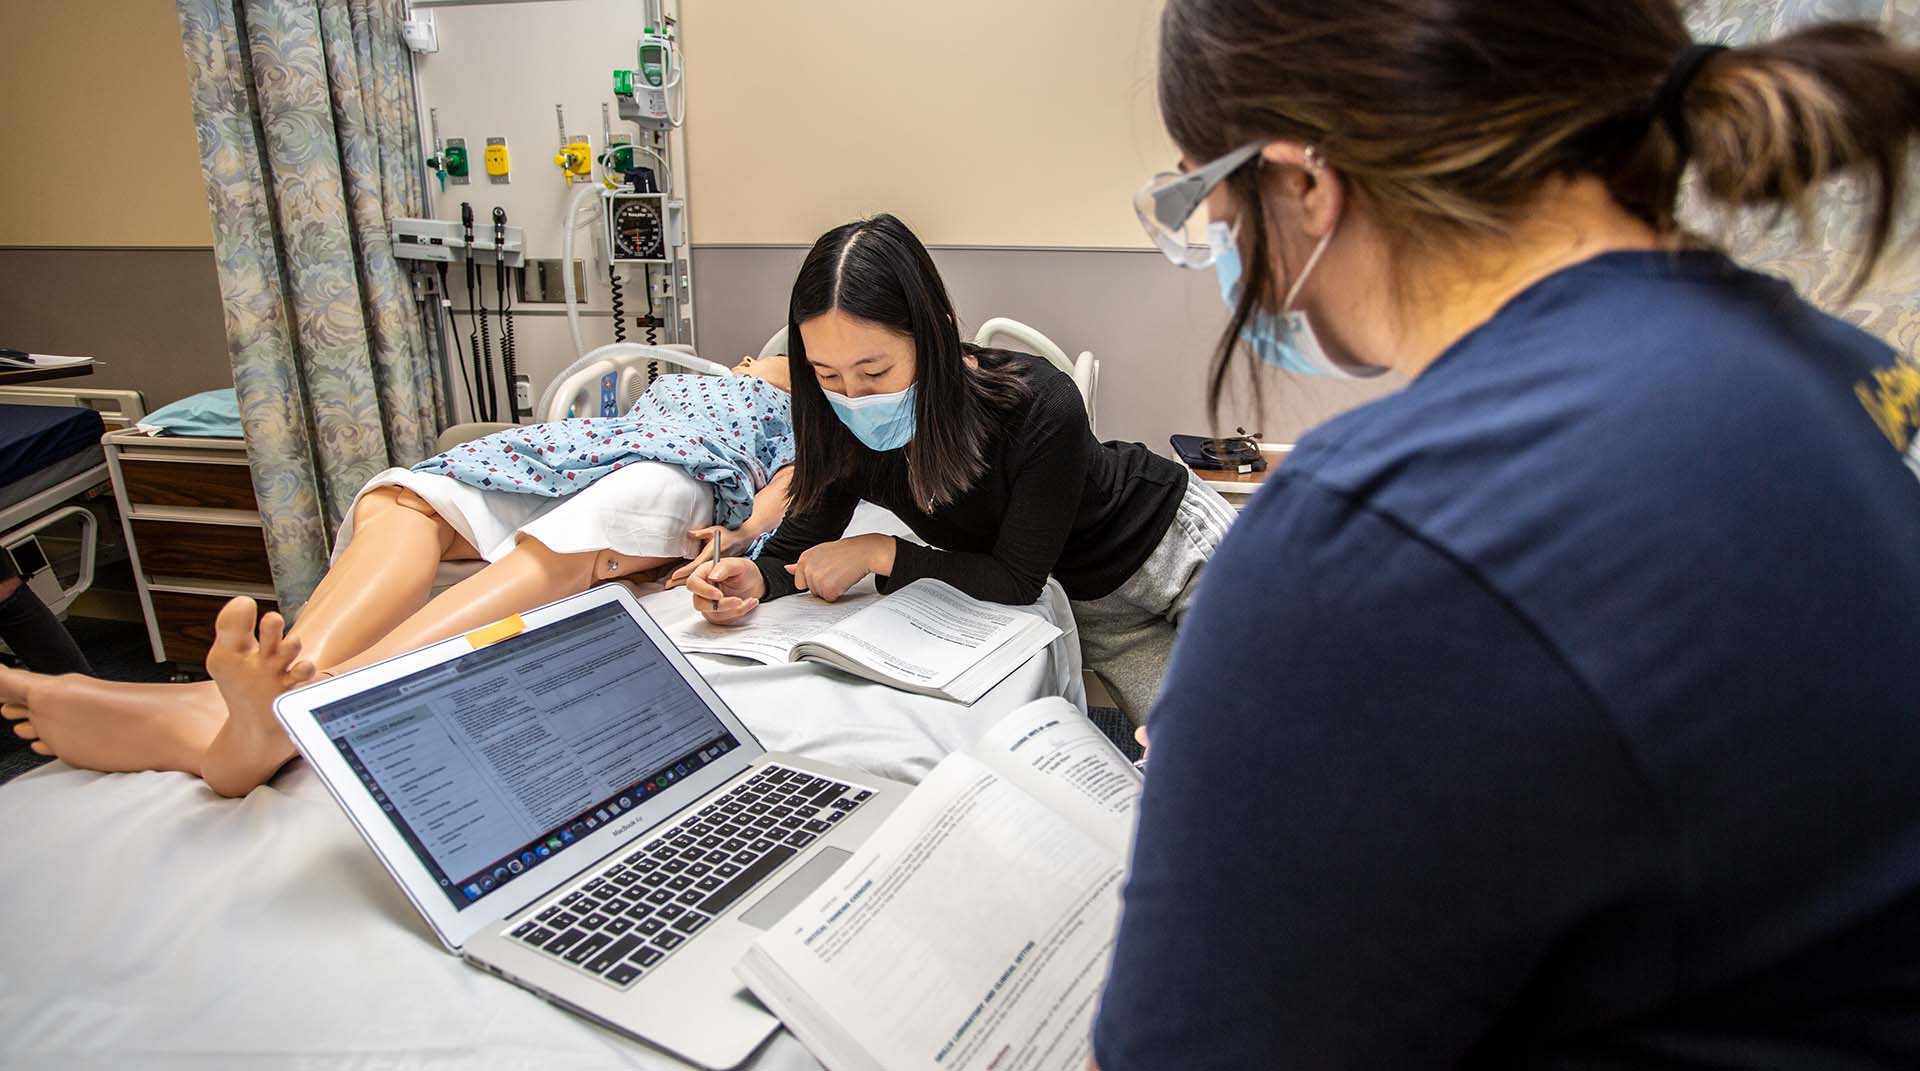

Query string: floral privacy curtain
[177,0,444,614]
[1685,0,1919,355]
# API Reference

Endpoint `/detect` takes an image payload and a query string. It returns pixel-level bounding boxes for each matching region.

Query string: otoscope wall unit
[407,0,696,427]
[390,218,525,267]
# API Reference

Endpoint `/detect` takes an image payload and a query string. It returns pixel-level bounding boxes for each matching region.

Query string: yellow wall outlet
[554,139,592,183]
[484,139,510,182]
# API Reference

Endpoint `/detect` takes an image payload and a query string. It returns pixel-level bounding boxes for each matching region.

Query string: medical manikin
[1,356,793,796]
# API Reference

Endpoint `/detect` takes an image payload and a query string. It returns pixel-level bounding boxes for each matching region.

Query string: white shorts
[333,462,715,565]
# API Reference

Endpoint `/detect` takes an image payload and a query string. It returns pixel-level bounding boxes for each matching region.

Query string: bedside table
[102,429,278,665]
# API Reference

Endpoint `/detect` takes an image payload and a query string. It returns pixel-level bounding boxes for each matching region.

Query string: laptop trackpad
[738,847,852,930]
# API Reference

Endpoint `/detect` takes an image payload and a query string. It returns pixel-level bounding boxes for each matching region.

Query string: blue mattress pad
[0,404,106,489]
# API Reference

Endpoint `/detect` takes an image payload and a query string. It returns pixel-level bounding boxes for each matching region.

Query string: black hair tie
[1653,43,1728,163]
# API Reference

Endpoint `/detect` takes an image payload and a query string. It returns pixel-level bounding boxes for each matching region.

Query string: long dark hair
[1156,0,1920,420]
[785,214,1030,513]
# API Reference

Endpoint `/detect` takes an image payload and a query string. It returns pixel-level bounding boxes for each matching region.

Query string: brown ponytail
[1675,24,1920,290]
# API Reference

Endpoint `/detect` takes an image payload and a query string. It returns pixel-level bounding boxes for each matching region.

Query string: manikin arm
[666,466,793,587]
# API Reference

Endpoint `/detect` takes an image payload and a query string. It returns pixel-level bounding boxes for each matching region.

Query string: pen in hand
[709,528,722,612]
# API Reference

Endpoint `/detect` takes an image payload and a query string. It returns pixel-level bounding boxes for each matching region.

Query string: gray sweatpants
[1070,471,1236,724]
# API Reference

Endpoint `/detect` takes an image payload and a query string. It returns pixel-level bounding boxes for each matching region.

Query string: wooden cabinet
[103,430,277,665]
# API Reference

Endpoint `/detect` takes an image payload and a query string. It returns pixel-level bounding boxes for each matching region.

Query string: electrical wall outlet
[513,375,532,412]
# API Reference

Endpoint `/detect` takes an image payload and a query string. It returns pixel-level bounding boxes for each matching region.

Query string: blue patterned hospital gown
[412,374,794,530]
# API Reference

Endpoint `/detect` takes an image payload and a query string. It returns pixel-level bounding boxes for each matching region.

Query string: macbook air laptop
[274,583,910,1068]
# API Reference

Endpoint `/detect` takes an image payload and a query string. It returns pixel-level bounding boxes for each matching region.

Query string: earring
[1304,146,1325,173]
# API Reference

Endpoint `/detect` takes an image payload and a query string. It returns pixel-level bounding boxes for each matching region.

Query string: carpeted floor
[0,615,195,786]
[1088,705,1144,762]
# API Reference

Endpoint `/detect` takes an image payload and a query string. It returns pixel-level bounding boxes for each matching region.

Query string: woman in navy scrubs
[1096,1,1920,1066]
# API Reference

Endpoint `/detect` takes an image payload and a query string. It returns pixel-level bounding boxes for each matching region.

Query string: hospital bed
[0,324,1098,1069]
[0,502,1083,1071]
[428,317,1096,594]
[0,386,146,627]
[425,345,730,592]
[527,317,1097,430]
[435,317,1096,452]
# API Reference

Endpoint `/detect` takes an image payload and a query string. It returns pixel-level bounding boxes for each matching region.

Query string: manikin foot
[2,699,51,756]
[199,597,318,798]
[0,664,226,775]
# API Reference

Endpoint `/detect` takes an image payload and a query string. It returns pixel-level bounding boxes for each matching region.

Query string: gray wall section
[0,244,1399,454]
[691,245,1403,454]
[0,247,232,410]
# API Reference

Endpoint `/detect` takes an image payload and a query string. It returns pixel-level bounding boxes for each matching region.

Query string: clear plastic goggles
[1132,142,1262,268]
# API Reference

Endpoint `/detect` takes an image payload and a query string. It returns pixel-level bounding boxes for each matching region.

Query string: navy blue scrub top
[1095,251,1920,1068]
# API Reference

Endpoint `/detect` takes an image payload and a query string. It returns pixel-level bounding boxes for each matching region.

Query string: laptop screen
[310,601,742,910]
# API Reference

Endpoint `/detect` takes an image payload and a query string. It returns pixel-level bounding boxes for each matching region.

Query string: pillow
[135,389,243,438]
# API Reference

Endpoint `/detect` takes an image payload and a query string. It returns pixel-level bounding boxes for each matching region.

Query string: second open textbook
[734,696,1141,1071]
[670,578,1062,705]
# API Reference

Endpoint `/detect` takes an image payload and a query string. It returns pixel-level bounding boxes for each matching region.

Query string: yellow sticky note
[465,613,526,648]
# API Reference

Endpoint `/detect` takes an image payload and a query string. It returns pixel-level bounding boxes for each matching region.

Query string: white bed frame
[445,318,1092,449]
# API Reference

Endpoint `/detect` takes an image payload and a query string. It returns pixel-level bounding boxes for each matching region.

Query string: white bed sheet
[0,505,1083,1070]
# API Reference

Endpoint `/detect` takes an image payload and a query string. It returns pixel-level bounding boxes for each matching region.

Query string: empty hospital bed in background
[0,386,145,632]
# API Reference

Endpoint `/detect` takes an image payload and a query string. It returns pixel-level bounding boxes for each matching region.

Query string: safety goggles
[1133,141,1263,268]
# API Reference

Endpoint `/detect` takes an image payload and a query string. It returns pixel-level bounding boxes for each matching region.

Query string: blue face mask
[822,383,917,451]
[1207,220,1367,379]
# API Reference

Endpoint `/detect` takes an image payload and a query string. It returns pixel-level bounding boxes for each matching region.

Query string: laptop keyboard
[507,763,874,989]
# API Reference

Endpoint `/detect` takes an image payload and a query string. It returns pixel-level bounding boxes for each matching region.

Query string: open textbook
[735,696,1140,1071]
[672,578,1061,705]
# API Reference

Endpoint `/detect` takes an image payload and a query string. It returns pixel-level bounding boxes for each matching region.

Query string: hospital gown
[335,375,793,564]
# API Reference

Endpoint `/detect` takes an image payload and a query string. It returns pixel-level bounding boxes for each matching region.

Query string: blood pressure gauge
[607,192,668,263]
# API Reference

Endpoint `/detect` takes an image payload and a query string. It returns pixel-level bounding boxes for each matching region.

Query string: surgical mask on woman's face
[822,384,917,451]
[1206,219,1362,379]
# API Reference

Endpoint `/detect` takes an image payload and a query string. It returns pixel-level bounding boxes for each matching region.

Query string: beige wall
[682,0,1175,247]
[0,0,1179,248]
[0,0,210,247]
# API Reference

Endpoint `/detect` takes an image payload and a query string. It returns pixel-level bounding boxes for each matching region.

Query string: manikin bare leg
[325,537,672,675]
[4,528,673,796]
[196,537,671,795]
[0,487,466,780]
[284,486,473,668]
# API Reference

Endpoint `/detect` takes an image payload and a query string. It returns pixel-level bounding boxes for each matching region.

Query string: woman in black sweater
[685,214,1235,720]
